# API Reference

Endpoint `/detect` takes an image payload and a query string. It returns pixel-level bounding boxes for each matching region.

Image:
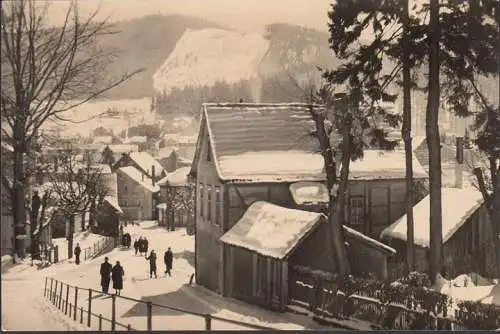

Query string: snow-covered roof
[219,201,325,259]
[343,225,396,255]
[348,150,428,180]
[191,103,427,183]
[126,136,147,143]
[118,166,160,193]
[107,144,139,153]
[128,152,165,177]
[93,136,113,144]
[157,167,191,187]
[380,187,485,247]
[103,196,123,214]
[289,182,329,205]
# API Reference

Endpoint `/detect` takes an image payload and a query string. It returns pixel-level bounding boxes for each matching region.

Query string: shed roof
[219,201,325,259]
[103,196,123,214]
[128,152,165,177]
[380,187,485,248]
[118,166,160,192]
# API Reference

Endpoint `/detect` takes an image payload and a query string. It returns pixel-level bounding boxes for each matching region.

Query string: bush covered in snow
[456,300,500,330]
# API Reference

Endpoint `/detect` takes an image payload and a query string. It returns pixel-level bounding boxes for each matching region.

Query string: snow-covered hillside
[41,98,153,138]
[153,29,270,93]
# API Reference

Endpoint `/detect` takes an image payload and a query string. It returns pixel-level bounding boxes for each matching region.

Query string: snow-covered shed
[219,201,335,311]
[380,187,497,278]
[189,102,426,295]
[94,196,124,237]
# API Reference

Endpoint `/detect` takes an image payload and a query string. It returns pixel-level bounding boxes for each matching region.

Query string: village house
[189,102,420,299]
[380,143,498,279]
[113,151,166,183]
[116,166,160,221]
[104,144,139,162]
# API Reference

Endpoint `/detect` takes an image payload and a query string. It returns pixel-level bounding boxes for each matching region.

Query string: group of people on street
[100,257,125,295]
[121,233,132,248]
[134,236,149,256]
[144,247,174,279]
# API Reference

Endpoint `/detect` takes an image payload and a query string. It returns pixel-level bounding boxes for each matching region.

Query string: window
[214,186,221,226]
[350,196,364,225]
[207,185,212,222]
[199,183,204,218]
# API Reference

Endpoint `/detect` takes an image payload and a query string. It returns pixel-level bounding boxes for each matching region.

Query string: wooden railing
[82,236,117,261]
[43,277,278,331]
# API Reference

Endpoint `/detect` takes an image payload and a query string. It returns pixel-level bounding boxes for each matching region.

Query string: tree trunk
[492,168,500,277]
[81,211,86,231]
[309,105,350,285]
[67,214,75,259]
[12,140,27,261]
[426,0,443,284]
[401,0,415,274]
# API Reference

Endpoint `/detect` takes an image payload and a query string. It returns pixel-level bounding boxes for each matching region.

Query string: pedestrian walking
[138,237,145,255]
[164,247,173,277]
[133,239,139,255]
[144,238,149,254]
[111,261,125,296]
[100,257,113,294]
[145,250,157,278]
[74,243,81,265]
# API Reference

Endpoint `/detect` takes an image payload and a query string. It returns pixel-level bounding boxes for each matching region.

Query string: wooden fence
[43,277,278,331]
[81,236,117,261]
[288,274,468,330]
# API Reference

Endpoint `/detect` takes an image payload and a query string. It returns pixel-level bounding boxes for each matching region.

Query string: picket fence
[43,277,278,331]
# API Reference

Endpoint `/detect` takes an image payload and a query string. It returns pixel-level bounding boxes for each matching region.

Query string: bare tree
[46,149,111,259]
[1,0,142,260]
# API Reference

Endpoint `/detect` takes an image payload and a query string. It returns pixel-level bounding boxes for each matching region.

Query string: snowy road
[2,222,334,331]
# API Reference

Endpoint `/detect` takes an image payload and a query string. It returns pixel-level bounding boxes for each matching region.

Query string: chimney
[455,136,464,189]
[151,165,156,186]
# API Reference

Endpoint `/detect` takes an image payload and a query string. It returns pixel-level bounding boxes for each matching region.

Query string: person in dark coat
[74,243,81,265]
[125,233,131,248]
[138,237,145,255]
[133,239,139,255]
[144,238,149,254]
[145,250,157,278]
[111,261,125,295]
[100,257,113,294]
[164,247,173,277]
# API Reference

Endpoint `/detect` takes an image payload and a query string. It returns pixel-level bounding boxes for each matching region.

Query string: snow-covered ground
[2,221,331,331]
[433,273,500,314]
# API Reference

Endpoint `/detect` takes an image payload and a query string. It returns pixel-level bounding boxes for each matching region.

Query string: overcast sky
[45,0,333,32]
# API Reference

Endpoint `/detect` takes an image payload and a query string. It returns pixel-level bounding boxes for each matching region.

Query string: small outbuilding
[219,201,335,311]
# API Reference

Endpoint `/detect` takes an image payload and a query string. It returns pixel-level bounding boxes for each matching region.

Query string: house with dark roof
[189,102,424,297]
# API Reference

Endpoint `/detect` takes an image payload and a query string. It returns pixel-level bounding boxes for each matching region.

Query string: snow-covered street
[2,221,331,331]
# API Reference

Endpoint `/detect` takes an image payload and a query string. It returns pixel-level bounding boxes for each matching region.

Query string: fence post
[58,282,63,309]
[98,314,102,330]
[53,280,58,305]
[87,289,92,327]
[111,294,116,331]
[54,245,59,263]
[49,278,54,301]
[205,314,212,330]
[73,286,78,321]
[44,277,48,298]
[65,284,70,315]
[80,306,83,324]
[147,302,152,331]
